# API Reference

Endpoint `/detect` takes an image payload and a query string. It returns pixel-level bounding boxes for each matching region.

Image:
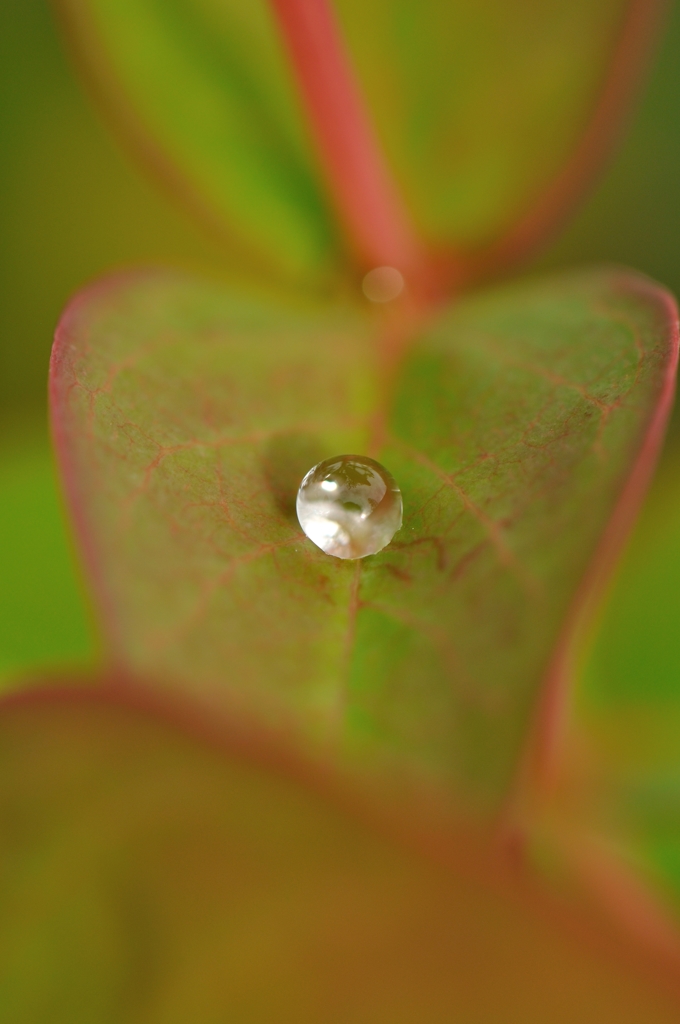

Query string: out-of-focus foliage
[0,427,96,684]
[54,0,638,281]
[2,691,680,1023]
[1,0,679,684]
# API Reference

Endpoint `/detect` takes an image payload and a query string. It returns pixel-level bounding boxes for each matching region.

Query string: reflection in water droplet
[297,454,403,559]
[362,266,405,303]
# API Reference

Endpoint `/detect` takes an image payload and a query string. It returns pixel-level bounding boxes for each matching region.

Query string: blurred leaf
[1,686,680,1022]
[53,0,660,283]
[332,0,658,269]
[538,0,680,307]
[50,266,676,814]
[0,427,97,685]
[55,0,343,282]
[0,0,231,420]
[582,450,680,708]
[528,445,680,952]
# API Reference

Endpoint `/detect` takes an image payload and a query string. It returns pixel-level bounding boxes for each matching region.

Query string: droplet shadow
[261,432,325,520]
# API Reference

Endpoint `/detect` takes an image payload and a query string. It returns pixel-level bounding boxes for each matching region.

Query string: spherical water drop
[296,455,403,559]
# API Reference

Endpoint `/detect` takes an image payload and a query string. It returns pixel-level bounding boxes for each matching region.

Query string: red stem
[268,0,432,290]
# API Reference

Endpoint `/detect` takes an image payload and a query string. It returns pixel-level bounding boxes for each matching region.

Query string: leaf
[53,0,662,283]
[50,266,678,815]
[0,429,98,686]
[1,683,680,1022]
[522,448,680,964]
[330,0,661,273]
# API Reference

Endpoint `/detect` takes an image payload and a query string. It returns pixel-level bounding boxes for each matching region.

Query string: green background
[0,0,679,703]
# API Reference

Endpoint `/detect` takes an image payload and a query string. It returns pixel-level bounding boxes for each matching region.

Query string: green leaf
[50,266,677,815]
[332,0,659,268]
[54,0,660,283]
[0,427,98,686]
[56,0,343,281]
[1,684,680,1021]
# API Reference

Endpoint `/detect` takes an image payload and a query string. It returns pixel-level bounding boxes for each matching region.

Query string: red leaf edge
[491,274,680,983]
[48,270,158,661]
[523,273,678,798]
[561,831,680,979]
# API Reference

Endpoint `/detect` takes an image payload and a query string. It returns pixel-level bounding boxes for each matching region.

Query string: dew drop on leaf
[296,455,403,560]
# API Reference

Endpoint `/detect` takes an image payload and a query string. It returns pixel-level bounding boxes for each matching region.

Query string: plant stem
[269,0,434,293]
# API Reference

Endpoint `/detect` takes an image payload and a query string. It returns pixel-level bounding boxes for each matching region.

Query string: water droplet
[297,454,403,559]
[362,266,405,303]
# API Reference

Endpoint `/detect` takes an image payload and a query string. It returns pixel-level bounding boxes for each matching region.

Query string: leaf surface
[51,267,678,814]
[524,451,680,965]
[1,684,679,1022]
[54,0,660,283]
